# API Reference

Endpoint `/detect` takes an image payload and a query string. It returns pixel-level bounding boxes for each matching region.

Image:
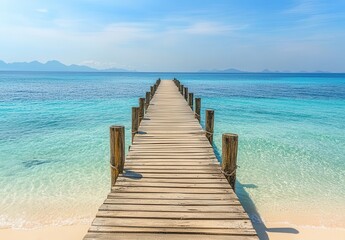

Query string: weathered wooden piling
[145,92,150,111]
[173,78,180,89]
[150,86,154,97]
[131,107,139,143]
[180,84,184,95]
[222,133,239,191]
[188,92,194,109]
[109,125,125,188]
[139,98,145,124]
[184,87,188,101]
[195,97,201,122]
[205,109,214,143]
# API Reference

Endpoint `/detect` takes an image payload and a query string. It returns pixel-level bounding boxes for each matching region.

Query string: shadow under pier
[212,143,299,240]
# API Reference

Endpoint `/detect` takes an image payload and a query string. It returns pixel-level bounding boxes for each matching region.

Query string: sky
[0,0,345,72]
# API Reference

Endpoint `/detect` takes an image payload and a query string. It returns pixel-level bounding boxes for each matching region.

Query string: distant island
[198,68,331,74]
[0,60,130,72]
[0,60,332,73]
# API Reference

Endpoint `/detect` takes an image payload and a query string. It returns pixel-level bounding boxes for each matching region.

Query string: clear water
[0,72,344,228]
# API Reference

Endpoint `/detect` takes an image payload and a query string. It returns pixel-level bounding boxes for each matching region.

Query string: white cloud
[80,60,132,70]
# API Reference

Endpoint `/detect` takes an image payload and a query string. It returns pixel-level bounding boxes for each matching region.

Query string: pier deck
[83,80,258,240]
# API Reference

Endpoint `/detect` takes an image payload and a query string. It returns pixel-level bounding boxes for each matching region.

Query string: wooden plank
[123,167,221,172]
[99,204,245,212]
[107,192,237,199]
[103,198,240,205]
[116,177,230,184]
[125,156,219,159]
[124,160,219,164]
[124,164,220,169]
[114,182,230,189]
[84,233,258,240]
[131,144,212,147]
[112,186,232,194]
[91,217,253,229]
[96,211,248,219]
[121,173,226,179]
[88,226,255,235]
[126,154,217,157]
[121,169,221,174]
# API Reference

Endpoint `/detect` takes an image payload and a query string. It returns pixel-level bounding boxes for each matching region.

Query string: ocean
[0,72,344,228]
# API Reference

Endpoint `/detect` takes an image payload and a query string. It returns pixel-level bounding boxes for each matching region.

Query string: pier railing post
[195,98,201,122]
[184,87,188,101]
[177,80,180,90]
[154,83,157,93]
[180,84,184,95]
[132,107,139,143]
[222,133,238,191]
[150,86,154,97]
[189,93,194,109]
[145,92,150,111]
[205,109,214,143]
[174,78,180,89]
[139,98,145,124]
[110,125,125,188]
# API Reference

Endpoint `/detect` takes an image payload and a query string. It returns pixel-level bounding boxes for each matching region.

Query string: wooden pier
[83,80,258,240]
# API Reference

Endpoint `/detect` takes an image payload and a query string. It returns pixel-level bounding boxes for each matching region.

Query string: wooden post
[180,84,184,95]
[145,92,150,111]
[205,109,214,143]
[132,107,139,143]
[174,78,179,88]
[110,125,125,188]
[184,87,188,101]
[222,133,238,191]
[139,98,145,124]
[195,98,201,122]
[150,86,154,97]
[154,83,157,93]
[189,93,194,110]
[173,79,177,87]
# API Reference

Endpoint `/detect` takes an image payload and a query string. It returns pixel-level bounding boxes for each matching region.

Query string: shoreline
[1,221,345,240]
[0,224,89,240]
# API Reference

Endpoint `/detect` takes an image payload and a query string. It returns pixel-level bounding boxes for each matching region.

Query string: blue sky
[0,0,345,72]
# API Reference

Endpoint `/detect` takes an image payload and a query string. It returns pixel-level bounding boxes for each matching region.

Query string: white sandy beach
[1,221,345,240]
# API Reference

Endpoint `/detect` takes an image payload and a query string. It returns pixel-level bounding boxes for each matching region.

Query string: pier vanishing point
[83,79,258,240]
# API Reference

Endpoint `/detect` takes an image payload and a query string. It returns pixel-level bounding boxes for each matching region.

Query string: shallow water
[0,72,344,228]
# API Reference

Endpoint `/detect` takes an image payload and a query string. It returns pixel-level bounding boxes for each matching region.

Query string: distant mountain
[261,69,281,73]
[222,68,246,73]
[0,60,131,72]
[263,69,331,73]
[199,68,332,74]
[101,67,132,72]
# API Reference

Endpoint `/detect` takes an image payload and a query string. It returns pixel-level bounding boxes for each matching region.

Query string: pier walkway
[83,80,258,240]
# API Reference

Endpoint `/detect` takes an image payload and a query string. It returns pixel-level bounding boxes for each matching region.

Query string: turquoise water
[0,72,344,228]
